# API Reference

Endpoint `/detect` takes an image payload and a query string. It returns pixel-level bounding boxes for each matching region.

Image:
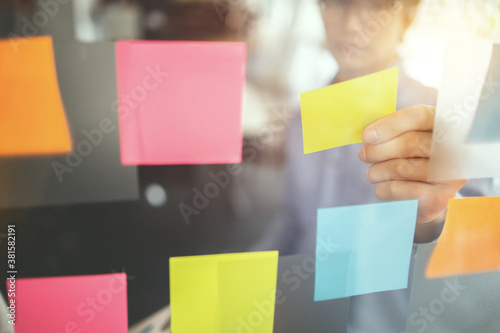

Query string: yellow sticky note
[170,251,279,333]
[300,67,398,154]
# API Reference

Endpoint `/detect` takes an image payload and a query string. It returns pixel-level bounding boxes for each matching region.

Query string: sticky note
[426,197,500,278]
[467,44,500,143]
[428,41,500,181]
[7,273,128,333]
[0,36,71,156]
[300,67,398,154]
[170,251,278,333]
[116,41,246,165]
[0,42,139,208]
[314,200,418,301]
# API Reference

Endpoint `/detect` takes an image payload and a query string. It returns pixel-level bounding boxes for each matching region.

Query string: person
[252,0,499,332]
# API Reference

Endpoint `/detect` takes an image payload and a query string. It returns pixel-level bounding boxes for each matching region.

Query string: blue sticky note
[467,44,500,143]
[314,200,418,301]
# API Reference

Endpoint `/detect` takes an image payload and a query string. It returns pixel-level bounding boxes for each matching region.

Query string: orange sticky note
[426,197,500,278]
[0,36,71,156]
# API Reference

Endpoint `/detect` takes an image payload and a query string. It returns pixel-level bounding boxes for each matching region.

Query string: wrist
[414,210,446,244]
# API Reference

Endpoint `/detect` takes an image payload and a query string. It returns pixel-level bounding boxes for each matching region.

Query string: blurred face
[320,0,414,78]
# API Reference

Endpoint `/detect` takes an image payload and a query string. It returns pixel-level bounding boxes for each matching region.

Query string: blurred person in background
[252,0,498,332]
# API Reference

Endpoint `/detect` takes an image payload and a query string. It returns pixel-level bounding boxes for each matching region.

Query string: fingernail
[359,146,367,162]
[364,129,378,144]
[365,169,370,182]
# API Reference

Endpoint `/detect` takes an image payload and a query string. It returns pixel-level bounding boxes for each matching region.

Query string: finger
[374,180,467,223]
[375,180,448,222]
[375,180,441,203]
[362,105,436,144]
[366,158,429,183]
[359,131,433,163]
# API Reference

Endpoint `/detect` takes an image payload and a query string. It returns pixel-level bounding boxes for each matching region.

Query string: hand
[358,105,468,242]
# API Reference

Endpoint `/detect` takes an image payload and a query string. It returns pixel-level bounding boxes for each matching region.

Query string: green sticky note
[170,251,279,333]
[300,67,398,154]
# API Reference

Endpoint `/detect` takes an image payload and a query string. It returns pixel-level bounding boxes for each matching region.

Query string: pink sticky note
[116,41,246,165]
[7,274,128,333]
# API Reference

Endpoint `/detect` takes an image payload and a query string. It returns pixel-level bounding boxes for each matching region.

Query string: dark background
[0,0,285,325]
